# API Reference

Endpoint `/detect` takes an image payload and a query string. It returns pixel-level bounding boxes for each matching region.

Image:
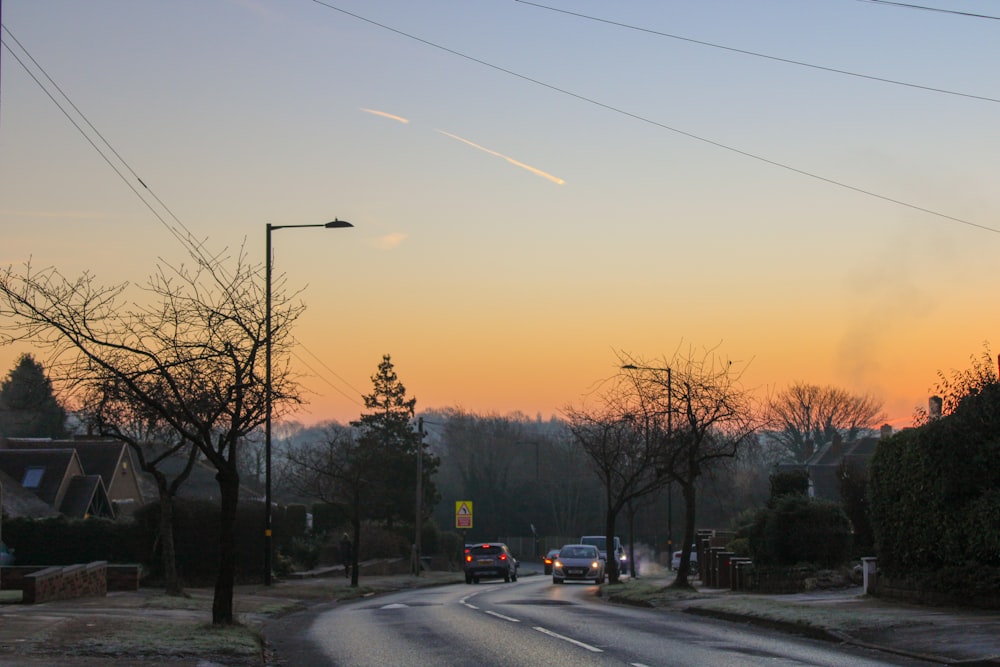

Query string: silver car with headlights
[552,544,605,584]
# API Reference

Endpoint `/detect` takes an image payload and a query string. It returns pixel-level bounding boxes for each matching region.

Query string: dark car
[543,548,560,575]
[552,543,605,584]
[464,542,518,584]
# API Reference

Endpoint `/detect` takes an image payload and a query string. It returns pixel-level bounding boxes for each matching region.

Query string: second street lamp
[264,219,353,585]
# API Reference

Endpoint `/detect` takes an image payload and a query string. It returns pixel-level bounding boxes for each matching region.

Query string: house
[0,447,114,519]
[1,436,267,521]
[777,425,892,502]
[0,468,59,519]
[0,438,146,519]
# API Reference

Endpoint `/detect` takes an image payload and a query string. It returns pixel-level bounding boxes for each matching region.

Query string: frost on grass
[690,596,923,633]
[38,617,261,663]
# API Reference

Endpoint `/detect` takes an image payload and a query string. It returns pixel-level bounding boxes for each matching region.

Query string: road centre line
[485,610,520,622]
[533,626,603,653]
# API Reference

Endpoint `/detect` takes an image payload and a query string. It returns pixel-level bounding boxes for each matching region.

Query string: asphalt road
[264,575,939,666]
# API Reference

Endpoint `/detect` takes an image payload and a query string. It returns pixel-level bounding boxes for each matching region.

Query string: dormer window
[22,466,45,488]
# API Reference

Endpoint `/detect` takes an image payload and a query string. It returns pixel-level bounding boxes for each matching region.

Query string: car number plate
[568,568,585,575]
[477,559,492,565]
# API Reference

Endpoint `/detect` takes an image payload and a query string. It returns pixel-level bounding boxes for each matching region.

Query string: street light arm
[269,219,354,232]
[263,217,353,586]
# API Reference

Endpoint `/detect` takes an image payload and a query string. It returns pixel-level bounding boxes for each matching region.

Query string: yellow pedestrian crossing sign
[455,501,473,529]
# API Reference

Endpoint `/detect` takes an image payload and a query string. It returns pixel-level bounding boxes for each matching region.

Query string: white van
[580,535,627,571]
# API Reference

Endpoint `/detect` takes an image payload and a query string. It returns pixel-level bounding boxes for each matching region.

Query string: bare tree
[0,250,305,625]
[439,411,531,540]
[285,423,366,587]
[622,346,765,588]
[768,382,886,462]
[79,379,200,597]
[429,410,594,546]
[564,367,675,584]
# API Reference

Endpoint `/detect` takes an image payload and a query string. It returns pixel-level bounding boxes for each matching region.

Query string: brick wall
[22,562,108,604]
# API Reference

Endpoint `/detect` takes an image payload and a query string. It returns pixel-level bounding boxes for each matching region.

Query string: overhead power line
[514,0,1000,105]
[857,0,1000,20]
[295,346,366,407]
[310,1,999,235]
[1,24,217,264]
[1,23,364,412]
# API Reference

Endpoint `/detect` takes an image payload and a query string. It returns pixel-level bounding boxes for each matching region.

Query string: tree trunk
[605,510,620,583]
[671,481,698,588]
[350,515,361,588]
[212,466,240,625]
[154,477,183,596]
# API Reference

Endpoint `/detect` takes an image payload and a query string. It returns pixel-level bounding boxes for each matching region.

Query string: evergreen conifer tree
[0,353,67,438]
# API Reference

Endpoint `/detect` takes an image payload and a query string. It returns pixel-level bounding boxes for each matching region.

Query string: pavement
[0,564,998,666]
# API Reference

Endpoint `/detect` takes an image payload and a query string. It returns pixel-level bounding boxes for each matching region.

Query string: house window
[22,466,45,488]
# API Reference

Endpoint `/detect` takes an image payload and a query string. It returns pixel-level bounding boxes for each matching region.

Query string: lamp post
[264,219,353,585]
[414,416,424,577]
[621,363,673,568]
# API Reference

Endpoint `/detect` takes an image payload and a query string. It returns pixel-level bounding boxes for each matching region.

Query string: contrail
[360,108,410,124]
[436,130,565,185]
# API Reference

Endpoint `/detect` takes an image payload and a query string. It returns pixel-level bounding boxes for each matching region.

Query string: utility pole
[414,416,424,576]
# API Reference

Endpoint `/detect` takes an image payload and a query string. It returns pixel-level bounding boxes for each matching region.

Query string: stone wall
[22,562,107,604]
[2,563,140,594]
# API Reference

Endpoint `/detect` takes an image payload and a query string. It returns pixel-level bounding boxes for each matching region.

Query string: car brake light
[499,554,507,561]
[465,554,472,563]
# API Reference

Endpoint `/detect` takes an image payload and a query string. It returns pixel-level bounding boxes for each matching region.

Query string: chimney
[929,396,943,420]
[830,432,844,459]
[880,424,893,439]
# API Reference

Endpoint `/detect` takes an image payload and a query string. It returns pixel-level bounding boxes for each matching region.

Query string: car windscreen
[581,537,606,550]
[470,546,502,555]
[561,546,594,559]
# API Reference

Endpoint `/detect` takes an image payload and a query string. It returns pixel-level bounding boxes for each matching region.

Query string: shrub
[727,537,751,557]
[1,515,141,565]
[768,468,810,504]
[870,382,1000,579]
[749,494,852,568]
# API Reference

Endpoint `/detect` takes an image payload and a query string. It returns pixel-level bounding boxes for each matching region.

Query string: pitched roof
[4,437,146,508]
[60,474,114,518]
[0,449,80,506]
[0,468,60,518]
[5,438,120,481]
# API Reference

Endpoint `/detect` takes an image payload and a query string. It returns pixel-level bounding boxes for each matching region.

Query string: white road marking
[533,626,603,652]
[485,610,520,622]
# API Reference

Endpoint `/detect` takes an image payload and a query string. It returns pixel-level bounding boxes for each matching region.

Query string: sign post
[455,500,473,530]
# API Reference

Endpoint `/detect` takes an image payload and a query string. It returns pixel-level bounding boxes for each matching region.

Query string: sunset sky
[1,1,998,429]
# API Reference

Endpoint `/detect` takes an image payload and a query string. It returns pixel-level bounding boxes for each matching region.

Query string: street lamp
[264,219,353,585]
[621,363,673,568]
